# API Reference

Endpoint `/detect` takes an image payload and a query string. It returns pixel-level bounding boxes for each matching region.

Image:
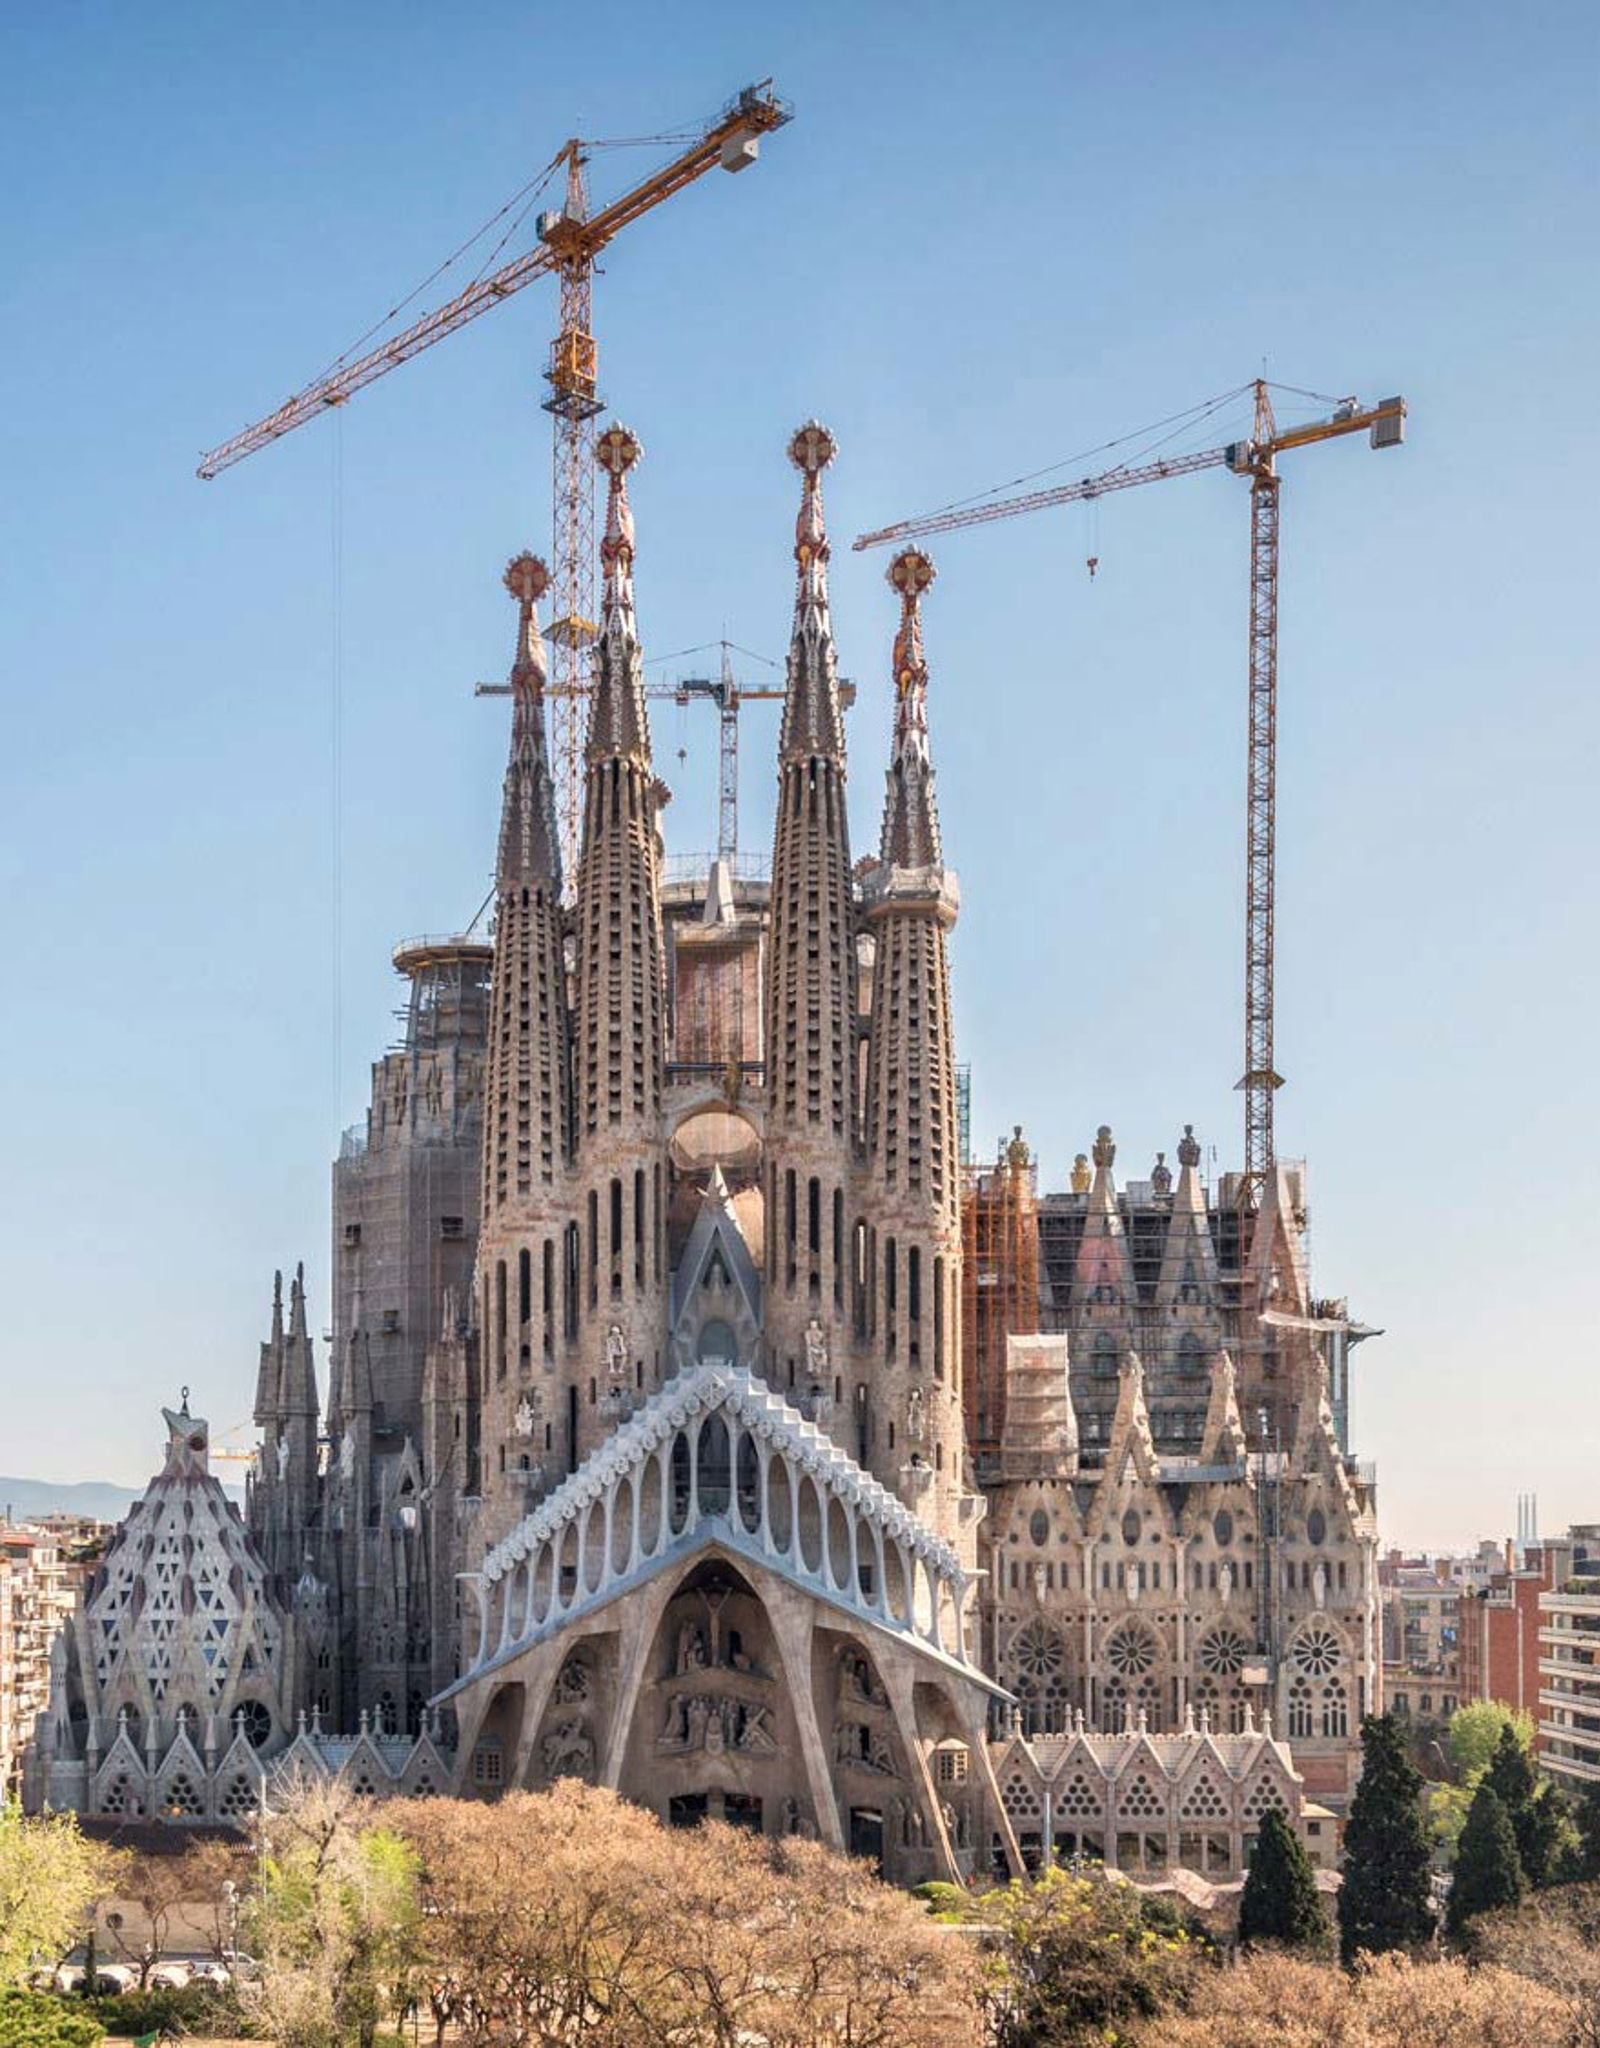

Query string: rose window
[1012,1622,1066,1682]
[1105,1624,1156,1678]
[1200,1627,1251,1678]
[1292,1625,1341,1679]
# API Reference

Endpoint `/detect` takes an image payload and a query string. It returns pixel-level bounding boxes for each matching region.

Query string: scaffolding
[961,1126,1040,1461]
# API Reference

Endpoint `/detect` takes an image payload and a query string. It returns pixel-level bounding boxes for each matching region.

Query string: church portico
[440,1359,1017,1880]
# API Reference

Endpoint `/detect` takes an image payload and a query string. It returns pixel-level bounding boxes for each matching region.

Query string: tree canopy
[0,1804,106,1991]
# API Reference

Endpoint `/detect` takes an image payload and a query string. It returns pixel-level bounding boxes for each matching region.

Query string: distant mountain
[1,1476,146,1524]
[0,1473,244,1525]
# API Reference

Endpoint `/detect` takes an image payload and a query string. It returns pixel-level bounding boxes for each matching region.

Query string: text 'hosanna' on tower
[30,420,1380,1884]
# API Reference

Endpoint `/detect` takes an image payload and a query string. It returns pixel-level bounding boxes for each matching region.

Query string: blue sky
[1,1,1594,1548]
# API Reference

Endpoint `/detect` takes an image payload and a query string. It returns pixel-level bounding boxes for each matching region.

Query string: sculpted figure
[805,1317,827,1377]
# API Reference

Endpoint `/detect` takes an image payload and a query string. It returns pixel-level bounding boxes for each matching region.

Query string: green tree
[0,1803,106,1989]
[244,1774,419,2048]
[1338,1714,1434,1963]
[1447,1701,1534,1784]
[950,1865,1202,2046]
[1448,1782,1524,1940]
[1238,1808,1330,1953]
[1481,1721,1572,1888]
[0,1990,103,2048]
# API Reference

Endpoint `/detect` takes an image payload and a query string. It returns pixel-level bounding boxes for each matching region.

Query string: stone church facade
[31,420,1379,1874]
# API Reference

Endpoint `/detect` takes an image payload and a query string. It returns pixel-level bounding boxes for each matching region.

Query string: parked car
[147,1961,194,1988]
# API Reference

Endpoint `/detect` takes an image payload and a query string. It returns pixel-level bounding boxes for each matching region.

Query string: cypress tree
[1482,1723,1541,1878]
[1238,1806,1329,1952]
[1447,1781,1524,1939]
[1338,1713,1434,1963]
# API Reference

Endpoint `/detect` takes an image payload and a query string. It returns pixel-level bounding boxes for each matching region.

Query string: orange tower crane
[854,378,1406,1200]
[198,81,792,882]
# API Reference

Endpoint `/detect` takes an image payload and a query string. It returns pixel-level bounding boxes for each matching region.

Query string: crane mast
[854,379,1406,1202]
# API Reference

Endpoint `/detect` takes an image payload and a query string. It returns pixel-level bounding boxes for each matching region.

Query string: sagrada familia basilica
[28,423,1380,1885]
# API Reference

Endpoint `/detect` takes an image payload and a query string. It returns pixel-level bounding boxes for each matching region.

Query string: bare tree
[1475,1883,1600,2048]
[393,1783,980,2048]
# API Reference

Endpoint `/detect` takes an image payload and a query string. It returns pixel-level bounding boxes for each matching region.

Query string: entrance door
[723,1794,763,1834]
[849,1806,885,1872]
[668,1794,709,1829]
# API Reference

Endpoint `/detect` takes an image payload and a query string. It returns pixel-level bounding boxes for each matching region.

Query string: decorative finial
[1006,1124,1030,1171]
[504,551,549,608]
[887,547,936,697]
[596,425,641,628]
[1178,1122,1202,1169]
[180,1385,190,1414]
[1150,1152,1172,1198]
[789,420,836,600]
[1092,1124,1115,1171]
[503,552,550,699]
[1070,1153,1091,1195]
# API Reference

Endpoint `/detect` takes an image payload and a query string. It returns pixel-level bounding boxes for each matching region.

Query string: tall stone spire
[495,553,562,889]
[483,553,573,1211]
[471,551,577,1537]
[564,422,668,1468]
[862,549,965,1528]
[764,423,857,1399]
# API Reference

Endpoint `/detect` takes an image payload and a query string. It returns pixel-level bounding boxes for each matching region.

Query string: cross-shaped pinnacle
[504,553,550,607]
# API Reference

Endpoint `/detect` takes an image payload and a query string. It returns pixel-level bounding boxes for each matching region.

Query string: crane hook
[1086,555,1099,582]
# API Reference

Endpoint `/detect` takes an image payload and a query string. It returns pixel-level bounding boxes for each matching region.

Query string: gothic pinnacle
[589,425,650,764]
[781,421,845,764]
[495,550,560,887]
[597,423,642,639]
[503,552,550,696]
[789,419,836,615]
[879,546,942,868]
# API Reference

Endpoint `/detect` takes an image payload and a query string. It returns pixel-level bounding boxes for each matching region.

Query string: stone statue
[734,1701,776,1753]
[906,1387,925,1443]
[1070,1153,1091,1194]
[1150,1152,1172,1198]
[1031,1562,1048,1605]
[553,1656,589,1704]
[276,1435,290,1481]
[604,1323,627,1384]
[339,1434,355,1482]
[659,1694,689,1748]
[513,1395,536,1439]
[1312,1560,1328,1611]
[1218,1561,1233,1606]
[804,1317,827,1378]
[676,1621,708,1675]
[541,1717,592,1779]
